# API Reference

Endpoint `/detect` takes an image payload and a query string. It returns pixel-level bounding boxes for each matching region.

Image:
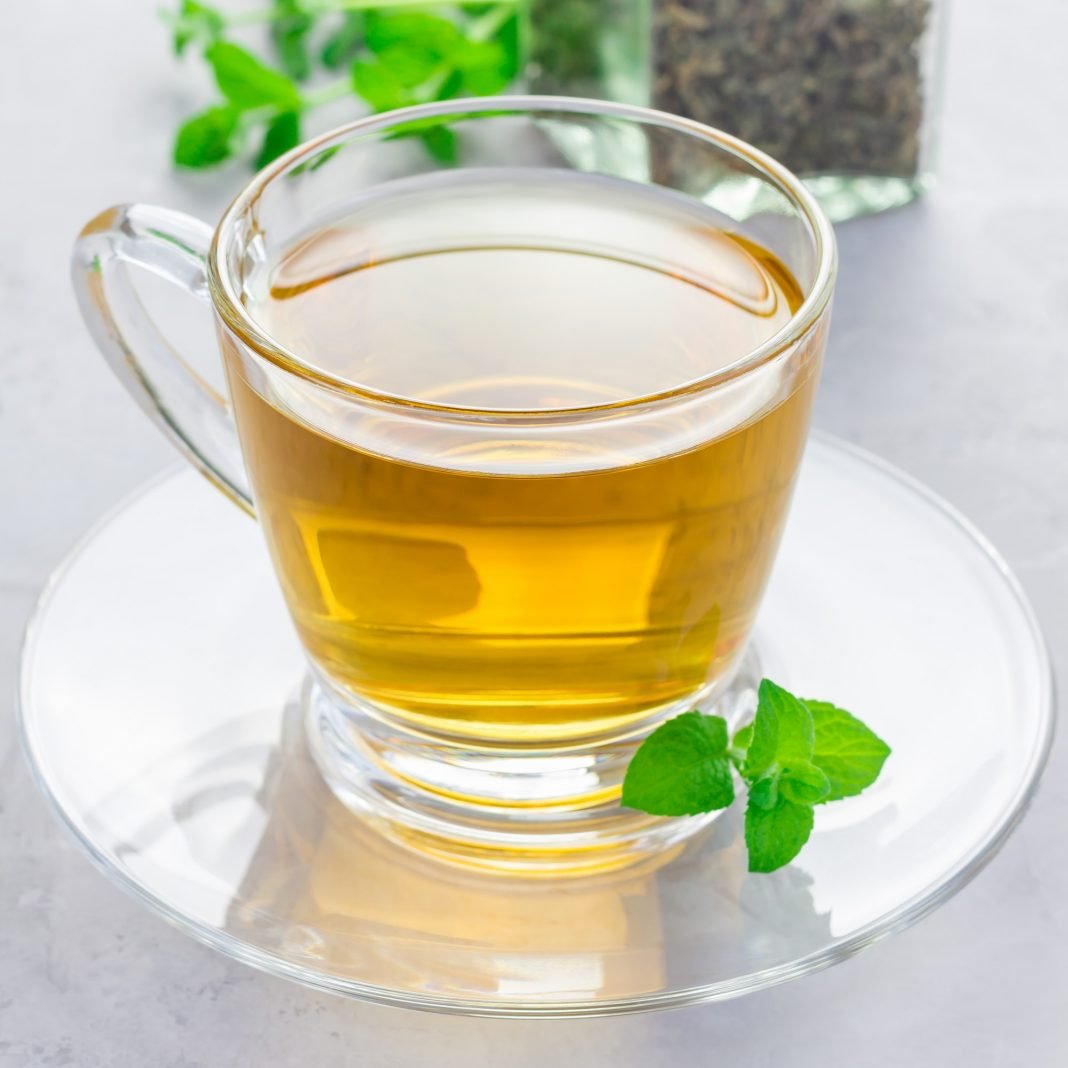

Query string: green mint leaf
[779,761,831,805]
[365,11,461,61]
[743,678,815,779]
[622,712,735,816]
[173,105,239,167]
[729,721,753,766]
[270,0,313,81]
[432,68,466,102]
[254,110,301,170]
[745,796,814,873]
[172,0,224,56]
[748,775,778,811]
[206,41,300,110]
[321,12,365,69]
[376,43,442,89]
[492,10,521,82]
[454,38,512,96]
[351,57,413,112]
[808,700,891,802]
[420,126,459,164]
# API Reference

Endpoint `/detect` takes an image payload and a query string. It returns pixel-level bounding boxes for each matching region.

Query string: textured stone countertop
[2,1,1066,1063]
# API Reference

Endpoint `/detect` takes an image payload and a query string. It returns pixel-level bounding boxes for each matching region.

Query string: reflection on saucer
[302,808,669,997]
[86,696,840,1006]
[231,703,674,1000]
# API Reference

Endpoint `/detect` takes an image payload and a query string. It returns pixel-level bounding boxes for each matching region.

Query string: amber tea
[221,171,816,744]
[74,100,836,868]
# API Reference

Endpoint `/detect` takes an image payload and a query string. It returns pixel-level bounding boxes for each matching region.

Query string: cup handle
[71,204,254,515]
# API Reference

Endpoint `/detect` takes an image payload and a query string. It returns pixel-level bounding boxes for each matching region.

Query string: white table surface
[3,1,1067,1063]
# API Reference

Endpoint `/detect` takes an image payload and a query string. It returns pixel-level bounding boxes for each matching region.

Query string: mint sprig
[164,0,521,171]
[623,679,890,873]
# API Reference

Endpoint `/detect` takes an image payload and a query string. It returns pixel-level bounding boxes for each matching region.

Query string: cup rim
[208,95,837,419]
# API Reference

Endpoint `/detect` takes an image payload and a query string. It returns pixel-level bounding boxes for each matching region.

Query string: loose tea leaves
[653,0,933,180]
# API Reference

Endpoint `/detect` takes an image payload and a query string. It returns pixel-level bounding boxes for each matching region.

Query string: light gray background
[2,1,1066,1063]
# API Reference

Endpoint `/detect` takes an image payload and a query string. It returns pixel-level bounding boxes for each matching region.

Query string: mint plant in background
[622,680,891,872]
[166,0,521,169]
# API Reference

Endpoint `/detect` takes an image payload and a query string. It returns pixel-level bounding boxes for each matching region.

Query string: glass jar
[528,0,946,221]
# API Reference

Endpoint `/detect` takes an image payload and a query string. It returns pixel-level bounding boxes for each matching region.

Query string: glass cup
[72,97,836,874]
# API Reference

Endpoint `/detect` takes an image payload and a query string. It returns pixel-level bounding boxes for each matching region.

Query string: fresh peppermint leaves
[744,798,815,874]
[270,0,314,80]
[206,40,302,110]
[254,110,302,170]
[808,700,894,801]
[173,105,241,167]
[165,0,520,171]
[171,0,225,55]
[622,679,890,873]
[621,713,735,816]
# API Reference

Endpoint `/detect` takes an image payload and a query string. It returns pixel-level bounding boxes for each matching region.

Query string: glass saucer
[19,434,1054,1018]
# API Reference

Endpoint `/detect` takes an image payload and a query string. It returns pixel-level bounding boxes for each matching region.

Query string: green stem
[235,104,280,136]
[466,1,514,41]
[415,62,454,101]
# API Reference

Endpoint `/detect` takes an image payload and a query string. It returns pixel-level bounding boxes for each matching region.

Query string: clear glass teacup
[73,97,836,873]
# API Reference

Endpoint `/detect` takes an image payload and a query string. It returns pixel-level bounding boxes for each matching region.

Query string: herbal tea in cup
[73,99,836,873]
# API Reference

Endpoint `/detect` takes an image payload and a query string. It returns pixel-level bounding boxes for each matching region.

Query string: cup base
[304,650,762,875]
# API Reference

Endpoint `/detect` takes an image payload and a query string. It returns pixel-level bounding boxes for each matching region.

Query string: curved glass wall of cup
[209,98,835,406]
